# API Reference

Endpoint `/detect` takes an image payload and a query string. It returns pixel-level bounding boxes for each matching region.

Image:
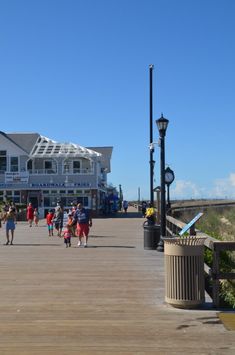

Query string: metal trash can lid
[163,237,206,246]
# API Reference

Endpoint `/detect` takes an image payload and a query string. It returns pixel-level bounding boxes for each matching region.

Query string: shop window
[44,197,50,206]
[83,197,88,206]
[13,196,20,203]
[60,197,66,207]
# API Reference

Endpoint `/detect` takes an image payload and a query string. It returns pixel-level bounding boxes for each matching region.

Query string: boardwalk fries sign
[5,172,29,184]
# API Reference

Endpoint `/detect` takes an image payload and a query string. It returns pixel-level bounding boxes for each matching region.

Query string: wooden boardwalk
[0,208,234,354]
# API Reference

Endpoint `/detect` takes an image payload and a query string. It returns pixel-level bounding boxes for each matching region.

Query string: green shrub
[198,209,235,308]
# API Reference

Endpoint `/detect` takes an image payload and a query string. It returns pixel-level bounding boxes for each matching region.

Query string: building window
[44,197,50,206]
[63,160,70,173]
[0,150,7,173]
[13,196,20,203]
[44,160,56,174]
[27,160,33,171]
[73,161,81,173]
[10,157,19,172]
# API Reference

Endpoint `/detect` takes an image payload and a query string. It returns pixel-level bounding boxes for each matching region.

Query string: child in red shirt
[62,223,72,247]
[46,210,54,236]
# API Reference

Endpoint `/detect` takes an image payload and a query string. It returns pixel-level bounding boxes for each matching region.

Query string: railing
[28,169,57,174]
[166,215,235,308]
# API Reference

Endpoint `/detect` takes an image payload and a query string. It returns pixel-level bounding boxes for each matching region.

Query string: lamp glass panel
[156,119,169,133]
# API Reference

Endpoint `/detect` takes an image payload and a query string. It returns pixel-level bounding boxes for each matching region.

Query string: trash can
[164,237,206,308]
[143,223,160,250]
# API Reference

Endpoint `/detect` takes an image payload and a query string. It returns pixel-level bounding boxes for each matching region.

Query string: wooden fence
[166,215,235,308]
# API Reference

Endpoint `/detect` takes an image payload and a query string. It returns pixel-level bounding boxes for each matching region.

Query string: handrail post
[212,247,220,308]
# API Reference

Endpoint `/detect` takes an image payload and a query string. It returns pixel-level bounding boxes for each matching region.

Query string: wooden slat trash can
[143,223,160,250]
[164,237,206,308]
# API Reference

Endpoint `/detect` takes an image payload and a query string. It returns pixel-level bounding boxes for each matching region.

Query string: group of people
[46,202,92,248]
[26,203,39,227]
[1,201,92,248]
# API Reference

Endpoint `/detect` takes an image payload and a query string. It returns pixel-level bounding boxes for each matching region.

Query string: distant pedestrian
[4,207,17,245]
[62,223,72,247]
[122,200,128,213]
[73,203,92,247]
[67,211,76,237]
[53,203,64,237]
[141,201,147,217]
[34,208,39,226]
[27,202,34,227]
[46,210,54,236]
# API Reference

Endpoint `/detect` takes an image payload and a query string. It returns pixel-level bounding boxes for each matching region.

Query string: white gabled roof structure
[29,136,102,159]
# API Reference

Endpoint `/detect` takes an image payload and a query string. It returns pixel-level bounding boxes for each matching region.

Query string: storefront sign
[5,172,29,183]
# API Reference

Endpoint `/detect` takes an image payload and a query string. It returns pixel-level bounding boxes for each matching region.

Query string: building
[0,131,115,216]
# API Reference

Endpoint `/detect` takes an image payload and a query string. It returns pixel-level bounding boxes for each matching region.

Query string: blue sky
[0,0,235,201]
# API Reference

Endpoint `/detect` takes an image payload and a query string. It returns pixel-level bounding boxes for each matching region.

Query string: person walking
[141,201,147,218]
[46,210,54,236]
[122,200,128,213]
[62,223,72,248]
[73,203,92,247]
[34,208,39,226]
[4,207,17,245]
[26,202,34,227]
[67,211,76,237]
[53,203,64,237]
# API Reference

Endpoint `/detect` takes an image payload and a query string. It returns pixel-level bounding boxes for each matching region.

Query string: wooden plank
[166,215,186,229]
[0,208,235,354]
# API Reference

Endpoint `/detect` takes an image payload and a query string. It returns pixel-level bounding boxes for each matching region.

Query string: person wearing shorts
[62,224,72,248]
[4,207,17,245]
[72,203,92,247]
[53,203,64,237]
[46,210,54,236]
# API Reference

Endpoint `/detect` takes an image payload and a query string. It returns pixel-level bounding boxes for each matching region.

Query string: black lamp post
[156,114,169,252]
[119,184,123,211]
[149,64,154,205]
